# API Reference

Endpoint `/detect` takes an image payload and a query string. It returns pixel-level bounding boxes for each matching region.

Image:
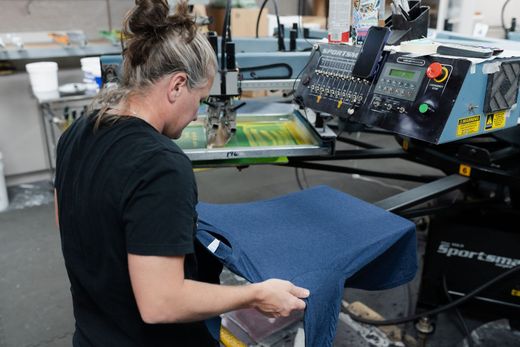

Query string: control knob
[426,62,449,83]
[418,102,435,114]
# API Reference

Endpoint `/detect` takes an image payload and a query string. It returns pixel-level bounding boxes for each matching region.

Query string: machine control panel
[354,53,468,143]
[373,62,426,102]
[295,43,475,143]
[296,44,371,115]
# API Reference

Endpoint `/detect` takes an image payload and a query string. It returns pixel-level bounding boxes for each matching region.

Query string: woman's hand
[251,279,310,318]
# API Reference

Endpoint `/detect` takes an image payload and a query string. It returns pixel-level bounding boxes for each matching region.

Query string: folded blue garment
[196,185,417,346]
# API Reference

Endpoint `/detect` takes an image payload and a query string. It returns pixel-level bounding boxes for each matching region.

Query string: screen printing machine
[98,3,520,345]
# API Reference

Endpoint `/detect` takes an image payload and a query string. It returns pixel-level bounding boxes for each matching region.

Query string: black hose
[443,275,473,347]
[295,168,305,190]
[221,0,231,71]
[501,0,512,39]
[220,0,231,96]
[297,0,313,48]
[272,0,285,51]
[256,0,269,39]
[255,0,285,51]
[292,45,318,92]
[348,265,520,326]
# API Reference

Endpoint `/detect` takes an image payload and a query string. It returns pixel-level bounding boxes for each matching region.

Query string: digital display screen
[389,69,416,80]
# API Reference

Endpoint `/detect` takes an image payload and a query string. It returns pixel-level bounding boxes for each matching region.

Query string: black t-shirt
[54,114,218,347]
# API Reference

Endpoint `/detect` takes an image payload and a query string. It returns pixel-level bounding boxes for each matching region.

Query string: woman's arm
[128,253,309,324]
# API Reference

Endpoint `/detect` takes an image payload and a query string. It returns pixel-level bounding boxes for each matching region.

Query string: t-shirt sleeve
[121,150,197,256]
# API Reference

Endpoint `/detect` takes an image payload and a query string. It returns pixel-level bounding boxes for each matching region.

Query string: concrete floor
[0,131,518,347]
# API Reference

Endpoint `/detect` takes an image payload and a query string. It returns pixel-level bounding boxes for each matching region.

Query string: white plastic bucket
[0,152,9,212]
[80,57,102,90]
[25,62,59,94]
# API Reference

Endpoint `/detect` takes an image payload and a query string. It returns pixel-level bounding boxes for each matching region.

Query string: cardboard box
[313,0,328,17]
[302,16,327,29]
[206,7,269,37]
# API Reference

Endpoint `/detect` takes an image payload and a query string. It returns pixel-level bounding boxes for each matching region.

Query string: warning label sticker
[459,164,471,177]
[456,115,481,137]
[484,111,506,131]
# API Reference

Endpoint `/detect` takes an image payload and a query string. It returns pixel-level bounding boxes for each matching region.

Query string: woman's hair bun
[123,0,197,67]
[126,0,170,35]
[126,0,195,40]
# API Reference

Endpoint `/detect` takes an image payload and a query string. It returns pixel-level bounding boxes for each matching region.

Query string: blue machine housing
[440,58,520,143]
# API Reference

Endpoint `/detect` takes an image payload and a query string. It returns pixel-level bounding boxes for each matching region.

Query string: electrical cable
[301,167,310,188]
[297,0,314,51]
[348,265,520,326]
[406,282,414,317]
[443,275,473,347]
[272,0,285,51]
[255,0,285,51]
[291,44,319,96]
[501,0,512,39]
[221,0,231,71]
[256,0,269,38]
[226,10,232,43]
[295,168,305,190]
[219,0,231,96]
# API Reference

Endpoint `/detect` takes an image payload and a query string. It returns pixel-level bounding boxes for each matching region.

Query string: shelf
[0,41,121,61]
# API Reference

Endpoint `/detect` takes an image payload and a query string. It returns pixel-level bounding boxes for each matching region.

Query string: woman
[54,1,309,346]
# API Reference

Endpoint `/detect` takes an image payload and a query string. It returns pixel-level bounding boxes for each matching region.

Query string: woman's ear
[167,72,188,103]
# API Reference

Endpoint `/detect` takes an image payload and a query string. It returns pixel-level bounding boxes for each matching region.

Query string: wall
[0,69,85,186]
[442,0,520,38]
[3,0,517,39]
[0,0,302,37]
[0,0,135,185]
[257,0,298,16]
[0,0,133,40]
[474,0,520,28]
[474,0,520,38]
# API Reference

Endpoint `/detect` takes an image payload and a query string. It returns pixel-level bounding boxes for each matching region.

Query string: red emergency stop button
[427,62,443,79]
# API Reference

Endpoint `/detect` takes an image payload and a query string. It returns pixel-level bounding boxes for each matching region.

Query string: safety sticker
[402,138,409,151]
[456,115,480,137]
[484,111,506,131]
[459,164,471,177]
[512,289,520,297]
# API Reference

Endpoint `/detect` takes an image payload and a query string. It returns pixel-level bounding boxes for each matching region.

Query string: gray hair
[91,0,217,129]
